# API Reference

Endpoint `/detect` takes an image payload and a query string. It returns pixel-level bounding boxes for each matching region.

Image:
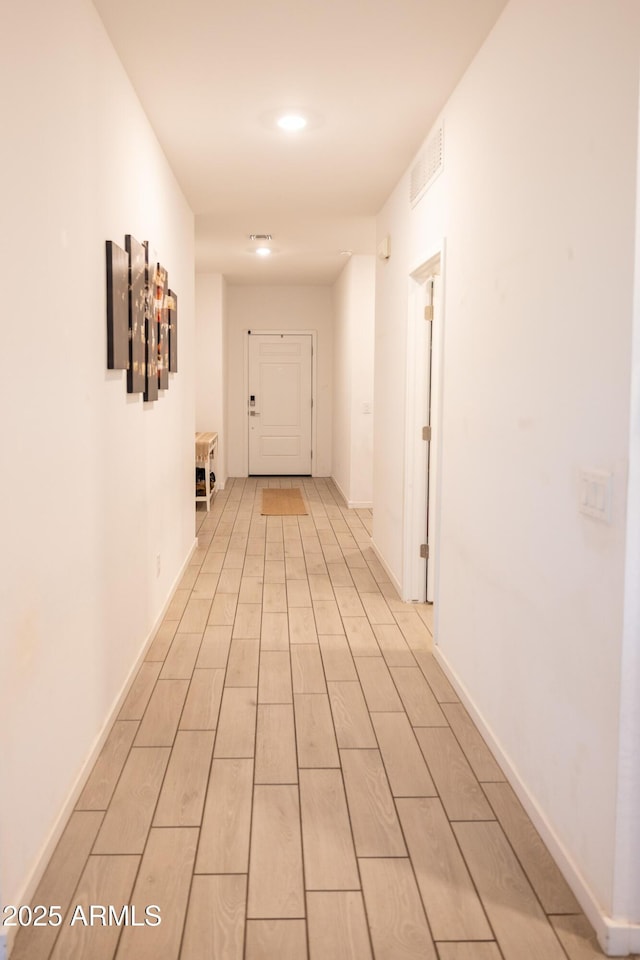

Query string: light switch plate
[579,469,612,523]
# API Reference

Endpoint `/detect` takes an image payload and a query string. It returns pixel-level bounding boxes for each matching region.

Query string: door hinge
[422,425,432,442]
[424,305,434,322]
[420,543,429,559]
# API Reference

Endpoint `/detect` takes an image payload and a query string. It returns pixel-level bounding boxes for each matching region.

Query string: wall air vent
[409,123,444,207]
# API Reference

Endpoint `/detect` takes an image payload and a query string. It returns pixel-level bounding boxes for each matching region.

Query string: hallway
[11,478,614,960]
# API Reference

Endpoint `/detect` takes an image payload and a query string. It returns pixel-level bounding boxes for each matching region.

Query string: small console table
[195,431,217,510]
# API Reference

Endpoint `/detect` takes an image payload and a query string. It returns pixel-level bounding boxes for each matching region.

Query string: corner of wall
[611,70,640,931]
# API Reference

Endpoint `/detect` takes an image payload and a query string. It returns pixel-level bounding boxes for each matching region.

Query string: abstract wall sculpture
[125,235,146,394]
[105,236,178,402]
[144,242,159,403]
[156,264,169,390]
[105,241,129,370]
[167,290,178,373]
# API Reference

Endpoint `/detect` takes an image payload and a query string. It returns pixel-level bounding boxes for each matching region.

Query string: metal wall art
[167,290,178,373]
[105,236,178,402]
[105,241,129,370]
[125,235,146,394]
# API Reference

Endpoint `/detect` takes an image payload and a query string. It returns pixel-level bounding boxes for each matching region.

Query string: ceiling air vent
[409,124,444,207]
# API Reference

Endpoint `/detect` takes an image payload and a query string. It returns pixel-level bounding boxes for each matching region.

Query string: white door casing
[403,251,444,607]
[248,333,313,475]
[426,273,442,603]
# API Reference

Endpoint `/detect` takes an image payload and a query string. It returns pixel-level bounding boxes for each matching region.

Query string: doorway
[403,253,443,604]
[247,332,313,475]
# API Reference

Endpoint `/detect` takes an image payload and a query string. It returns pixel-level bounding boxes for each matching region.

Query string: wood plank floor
[12,477,628,960]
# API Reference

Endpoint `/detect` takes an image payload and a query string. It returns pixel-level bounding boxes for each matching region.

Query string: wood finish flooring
[12,478,626,960]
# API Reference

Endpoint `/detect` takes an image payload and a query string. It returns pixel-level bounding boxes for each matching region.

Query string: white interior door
[248,333,312,475]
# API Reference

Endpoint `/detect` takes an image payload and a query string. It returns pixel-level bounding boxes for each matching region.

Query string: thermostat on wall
[377,236,391,260]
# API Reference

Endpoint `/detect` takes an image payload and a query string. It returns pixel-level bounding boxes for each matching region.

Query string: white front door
[248,333,313,475]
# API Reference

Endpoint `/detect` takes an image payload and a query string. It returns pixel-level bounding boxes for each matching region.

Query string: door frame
[243,329,318,476]
[402,247,445,615]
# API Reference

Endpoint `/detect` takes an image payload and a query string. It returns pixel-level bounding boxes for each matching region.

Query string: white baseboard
[432,645,640,958]
[369,538,403,597]
[330,476,373,510]
[602,922,640,957]
[6,538,198,955]
[331,477,349,506]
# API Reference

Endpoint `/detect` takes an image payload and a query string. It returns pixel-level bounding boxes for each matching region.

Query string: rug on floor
[261,488,308,516]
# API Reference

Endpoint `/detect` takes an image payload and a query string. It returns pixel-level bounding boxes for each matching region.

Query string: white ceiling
[92,0,507,284]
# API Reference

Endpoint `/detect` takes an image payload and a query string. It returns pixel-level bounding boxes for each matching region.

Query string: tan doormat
[261,488,308,516]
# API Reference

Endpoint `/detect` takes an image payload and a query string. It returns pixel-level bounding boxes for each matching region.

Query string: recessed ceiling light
[277,113,307,132]
[259,108,322,133]
[256,247,271,257]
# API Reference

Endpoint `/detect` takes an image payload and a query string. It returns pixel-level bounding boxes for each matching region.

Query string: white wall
[373,0,640,945]
[373,201,413,577]
[333,265,353,496]
[0,0,195,918]
[332,256,375,506]
[225,285,333,476]
[196,274,227,485]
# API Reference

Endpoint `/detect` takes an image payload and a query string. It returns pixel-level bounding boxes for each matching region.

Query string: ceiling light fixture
[249,234,272,241]
[259,108,322,134]
[277,113,307,132]
[255,247,271,257]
